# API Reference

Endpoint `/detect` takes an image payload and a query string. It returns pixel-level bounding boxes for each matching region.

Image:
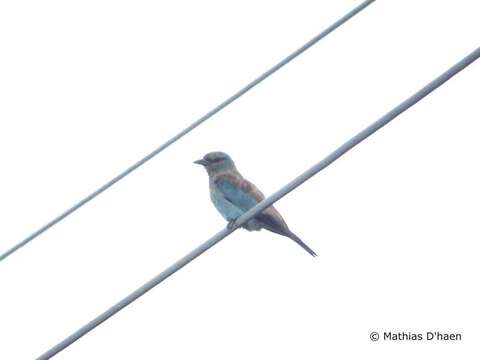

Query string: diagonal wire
[37,47,480,360]
[0,0,375,263]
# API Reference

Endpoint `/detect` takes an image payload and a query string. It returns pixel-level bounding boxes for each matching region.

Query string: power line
[37,46,480,360]
[0,0,375,263]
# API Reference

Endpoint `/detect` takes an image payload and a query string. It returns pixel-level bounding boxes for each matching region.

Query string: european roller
[194,151,317,257]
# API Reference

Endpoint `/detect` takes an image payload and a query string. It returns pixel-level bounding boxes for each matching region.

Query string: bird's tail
[286,231,317,257]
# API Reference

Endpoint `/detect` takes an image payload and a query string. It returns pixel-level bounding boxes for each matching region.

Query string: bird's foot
[227,219,238,231]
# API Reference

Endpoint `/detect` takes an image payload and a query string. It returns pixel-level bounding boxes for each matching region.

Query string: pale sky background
[0,0,479,359]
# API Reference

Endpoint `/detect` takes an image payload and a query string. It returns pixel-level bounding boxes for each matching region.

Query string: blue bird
[194,151,317,257]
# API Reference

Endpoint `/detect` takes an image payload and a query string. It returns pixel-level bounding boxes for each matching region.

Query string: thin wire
[0,0,375,263]
[37,47,480,360]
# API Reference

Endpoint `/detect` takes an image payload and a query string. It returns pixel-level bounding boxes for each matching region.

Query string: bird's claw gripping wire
[227,219,238,231]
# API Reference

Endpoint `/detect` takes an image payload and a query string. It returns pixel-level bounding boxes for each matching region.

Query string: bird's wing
[214,173,265,212]
[255,207,290,235]
[215,173,290,233]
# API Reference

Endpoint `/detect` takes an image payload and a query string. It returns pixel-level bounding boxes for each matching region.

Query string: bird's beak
[194,159,208,166]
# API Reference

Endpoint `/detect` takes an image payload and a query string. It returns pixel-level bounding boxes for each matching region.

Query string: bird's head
[194,151,236,175]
